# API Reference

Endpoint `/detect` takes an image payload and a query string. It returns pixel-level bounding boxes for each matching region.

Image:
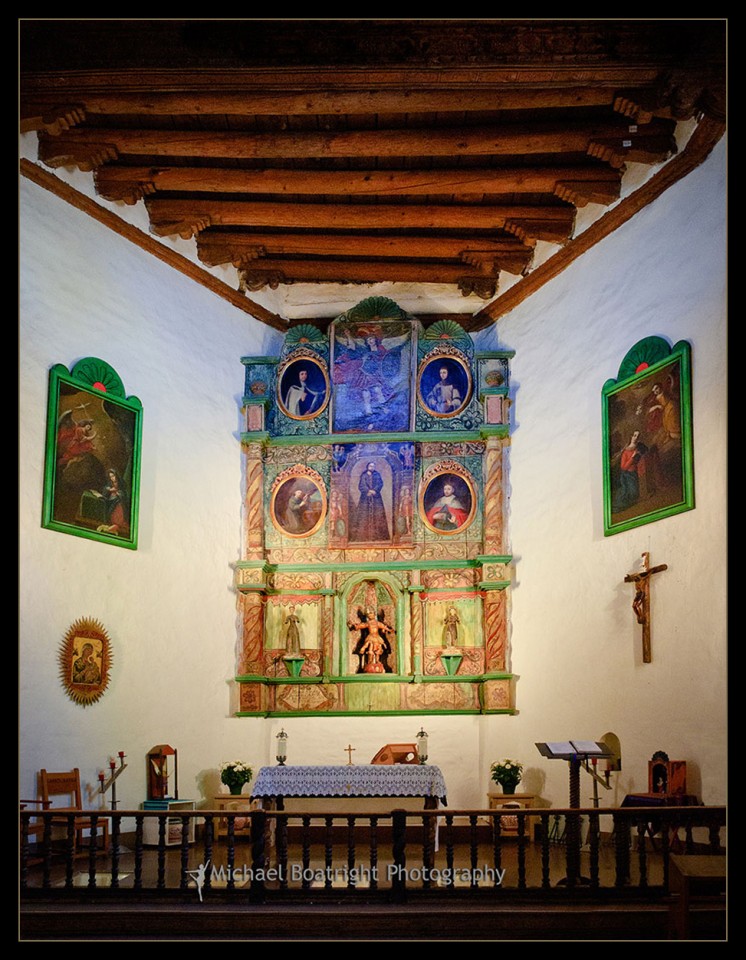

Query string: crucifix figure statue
[344,744,356,765]
[624,552,667,663]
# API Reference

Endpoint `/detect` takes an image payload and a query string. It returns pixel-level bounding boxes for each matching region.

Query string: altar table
[252,764,447,809]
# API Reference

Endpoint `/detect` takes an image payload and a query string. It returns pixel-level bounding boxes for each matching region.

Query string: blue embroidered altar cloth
[253,765,447,803]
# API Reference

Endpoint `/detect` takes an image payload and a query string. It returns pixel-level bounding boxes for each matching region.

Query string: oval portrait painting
[277,356,329,421]
[418,354,472,419]
[271,471,327,539]
[420,470,476,535]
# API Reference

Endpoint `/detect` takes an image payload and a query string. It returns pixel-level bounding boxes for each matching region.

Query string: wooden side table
[212,795,254,839]
[487,792,536,839]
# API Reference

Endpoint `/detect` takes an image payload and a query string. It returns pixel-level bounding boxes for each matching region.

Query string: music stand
[536,740,614,886]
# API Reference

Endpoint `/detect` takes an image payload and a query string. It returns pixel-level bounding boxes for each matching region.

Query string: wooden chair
[39,768,109,856]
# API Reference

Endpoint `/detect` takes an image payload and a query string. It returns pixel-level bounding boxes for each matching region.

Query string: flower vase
[229,784,244,796]
[501,784,517,795]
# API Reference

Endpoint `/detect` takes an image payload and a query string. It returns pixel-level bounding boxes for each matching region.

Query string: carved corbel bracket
[197,237,267,268]
[239,268,287,292]
[555,179,621,208]
[38,135,118,172]
[504,218,573,245]
[21,102,87,136]
[458,276,497,299]
[93,171,157,204]
[588,135,676,168]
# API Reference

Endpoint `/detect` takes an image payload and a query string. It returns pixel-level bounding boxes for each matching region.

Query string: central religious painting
[235,297,514,717]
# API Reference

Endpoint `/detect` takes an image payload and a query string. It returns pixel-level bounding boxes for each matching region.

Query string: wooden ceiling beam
[21,86,621,127]
[94,164,621,204]
[237,258,500,293]
[37,120,675,165]
[20,63,673,99]
[197,232,534,274]
[145,198,575,239]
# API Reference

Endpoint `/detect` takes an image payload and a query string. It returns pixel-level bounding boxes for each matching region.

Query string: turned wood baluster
[203,815,214,894]
[540,813,551,890]
[226,816,236,890]
[324,816,334,890]
[613,812,630,888]
[347,816,356,888]
[661,823,671,890]
[111,814,121,888]
[517,812,527,890]
[87,815,99,889]
[180,816,191,890]
[469,814,479,888]
[445,814,455,890]
[588,811,600,890]
[492,812,502,888]
[134,816,144,890]
[708,821,722,853]
[277,814,289,890]
[636,819,648,888]
[249,809,267,904]
[61,817,74,889]
[422,813,433,889]
[684,815,695,854]
[156,815,167,889]
[369,816,379,890]
[391,809,407,904]
[301,815,311,890]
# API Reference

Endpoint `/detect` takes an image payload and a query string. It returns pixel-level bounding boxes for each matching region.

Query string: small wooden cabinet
[487,792,536,839]
[141,799,196,846]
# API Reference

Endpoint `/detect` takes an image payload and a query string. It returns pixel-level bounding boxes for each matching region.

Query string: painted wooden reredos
[235,297,514,717]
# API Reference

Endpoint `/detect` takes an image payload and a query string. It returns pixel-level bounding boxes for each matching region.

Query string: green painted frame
[602,338,693,536]
[42,358,142,550]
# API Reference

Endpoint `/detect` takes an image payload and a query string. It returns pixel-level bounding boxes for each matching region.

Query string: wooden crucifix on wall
[624,552,667,663]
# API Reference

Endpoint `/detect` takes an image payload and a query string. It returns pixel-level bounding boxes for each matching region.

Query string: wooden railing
[20,805,726,903]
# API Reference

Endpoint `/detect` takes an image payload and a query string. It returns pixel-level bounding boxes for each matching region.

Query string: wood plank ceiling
[20,20,726,328]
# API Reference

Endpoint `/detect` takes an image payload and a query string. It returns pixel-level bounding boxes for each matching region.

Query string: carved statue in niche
[345,577,398,674]
[348,607,395,674]
[282,605,302,655]
[442,606,461,647]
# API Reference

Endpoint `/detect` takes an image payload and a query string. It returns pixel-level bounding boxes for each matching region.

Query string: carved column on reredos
[321,573,335,676]
[409,576,425,675]
[239,590,264,676]
[483,587,508,672]
[482,435,506,555]
[242,440,264,560]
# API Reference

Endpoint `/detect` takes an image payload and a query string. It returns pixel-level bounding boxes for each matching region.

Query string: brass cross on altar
[624,552,667,663]
[344,744,356,765]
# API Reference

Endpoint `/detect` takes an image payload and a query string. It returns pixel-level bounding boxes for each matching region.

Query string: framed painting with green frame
[602,337,693,536]
[42,358,143,549]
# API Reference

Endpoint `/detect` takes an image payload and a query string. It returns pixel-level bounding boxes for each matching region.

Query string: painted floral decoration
[220,761,253,793]
[490,758,523,790]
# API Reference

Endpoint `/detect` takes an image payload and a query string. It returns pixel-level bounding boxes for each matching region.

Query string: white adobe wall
[473,137,727,808]
[19,175,280,809]
[19,136,726,815]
